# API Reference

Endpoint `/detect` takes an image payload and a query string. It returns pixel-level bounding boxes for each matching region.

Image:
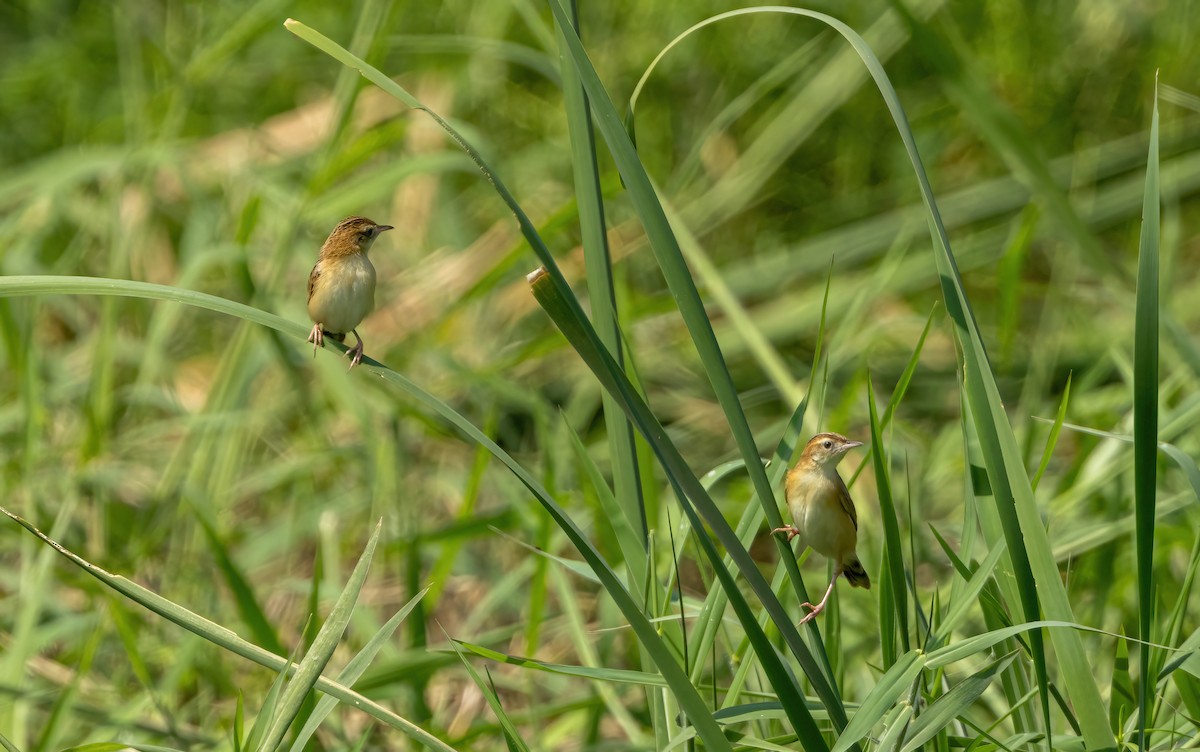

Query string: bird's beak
[377,225,395,232]
[841,440,864,452]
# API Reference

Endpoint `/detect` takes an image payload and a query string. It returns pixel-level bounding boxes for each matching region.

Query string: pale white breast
[788,469,857,561]
[308,254,376,334]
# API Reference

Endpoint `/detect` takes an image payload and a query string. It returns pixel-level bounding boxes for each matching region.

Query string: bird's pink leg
[797,571,841,626]
[772,525,801,542]
[345,329,365,370]
[307,324,324,356]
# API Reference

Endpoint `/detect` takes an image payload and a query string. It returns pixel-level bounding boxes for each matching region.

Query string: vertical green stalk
[555,0,648,578]
[1133,84,1161,751]
[867,376,910,660]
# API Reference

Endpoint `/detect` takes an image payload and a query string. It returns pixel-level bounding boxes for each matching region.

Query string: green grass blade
[546,0,835,661]
[830,650,925,752]
[880,302,941,431]
[554,0,649,586]
[0,505,453,751]
[288,589,429,751]
[258,520,382,750]
[1047,421,1200,504]
[1132,81,1161,751]
[564,418,646,600]
[774,7,1115,745]
[442,629,531,752]
[545,4,857,731]
[898,651,1018,752]
[529,268,830,749]
[1031,374,1071,492]
[867,375,909,658]
[930,537,1008,646]
[454,641,668,687]
[891,0,1116,280]
[245,637,300,752]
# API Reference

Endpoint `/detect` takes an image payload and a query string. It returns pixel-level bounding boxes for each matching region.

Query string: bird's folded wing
[836,479,858,531]
[307,263,321,303]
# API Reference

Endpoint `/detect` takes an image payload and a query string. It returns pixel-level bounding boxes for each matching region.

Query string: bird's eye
[358,230,372,241]
[823,440,832,449]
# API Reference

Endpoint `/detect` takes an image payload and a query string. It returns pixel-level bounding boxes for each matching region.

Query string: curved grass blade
[0,506,452,751]
[701,7,1114,747]
[1043,421,1200,504]
[545,3,851,732]
[235,517,377,750]
[454,641,668,687]
[830,650,925,752]
[898,651,1017,752]
[547,0,843,672]
[1031,374,1071,492]
[531,267,830,749]
[443,628,530,752]
[288,588,429,751]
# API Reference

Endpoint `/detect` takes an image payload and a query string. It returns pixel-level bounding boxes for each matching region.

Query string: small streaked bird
[773,432,871,624]
[306,216,393,369]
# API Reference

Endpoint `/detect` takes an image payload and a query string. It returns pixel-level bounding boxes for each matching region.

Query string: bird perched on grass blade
[773,432,870,624]
[306,216,393,369]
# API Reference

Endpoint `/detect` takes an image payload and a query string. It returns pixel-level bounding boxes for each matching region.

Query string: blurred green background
[1,0,1198,748]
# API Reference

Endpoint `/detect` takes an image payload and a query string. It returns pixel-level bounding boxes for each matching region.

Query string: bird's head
[322,216,395,257]
[800,432,863,469]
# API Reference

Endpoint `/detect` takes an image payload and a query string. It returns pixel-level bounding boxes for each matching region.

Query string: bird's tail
[322,330,347,343]
[843,557,870,589]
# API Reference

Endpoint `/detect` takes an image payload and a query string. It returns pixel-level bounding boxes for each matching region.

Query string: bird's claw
[307,325,324,357]
[796,601,826,626]
[345,338,365,371]
[771,525,801,542]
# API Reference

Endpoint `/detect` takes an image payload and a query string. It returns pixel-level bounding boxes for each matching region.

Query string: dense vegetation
[1,0,1198,749]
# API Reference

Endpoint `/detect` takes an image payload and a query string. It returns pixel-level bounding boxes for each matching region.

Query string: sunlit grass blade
[1132,80,1162,751]
[443,628,531,752]
[830,650,925,752]
[288,588,429,751]
[1046,421,1200,502]
[0,504,454,751]
[454,641,669,687]
[1031,374,1071,492]
[929,536,1008,646]
[899,651,1017,752]
[874,703,916,751]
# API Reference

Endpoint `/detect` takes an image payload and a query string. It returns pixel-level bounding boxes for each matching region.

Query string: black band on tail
[843,559,871,590]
